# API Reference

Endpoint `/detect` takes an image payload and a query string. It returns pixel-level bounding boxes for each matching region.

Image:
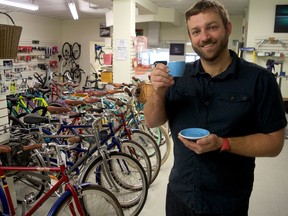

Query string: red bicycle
[0,137,124,216]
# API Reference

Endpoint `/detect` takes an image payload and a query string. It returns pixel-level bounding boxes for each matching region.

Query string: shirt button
[205,101,209,105]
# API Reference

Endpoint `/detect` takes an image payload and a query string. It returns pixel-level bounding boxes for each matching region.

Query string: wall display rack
[254,38,288,58]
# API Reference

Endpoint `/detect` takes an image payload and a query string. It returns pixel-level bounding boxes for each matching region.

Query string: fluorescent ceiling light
[68,1,79,20]
[0,0,39,11]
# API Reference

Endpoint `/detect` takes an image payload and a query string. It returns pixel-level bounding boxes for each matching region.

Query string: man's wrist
[220,138,231,152]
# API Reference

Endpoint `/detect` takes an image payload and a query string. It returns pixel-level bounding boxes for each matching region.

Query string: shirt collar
[190,50,238,79]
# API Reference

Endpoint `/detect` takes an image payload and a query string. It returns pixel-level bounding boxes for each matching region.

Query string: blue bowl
[179,128,210,140]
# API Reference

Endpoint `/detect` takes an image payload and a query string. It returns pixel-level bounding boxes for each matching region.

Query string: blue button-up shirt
[166,50,287,214]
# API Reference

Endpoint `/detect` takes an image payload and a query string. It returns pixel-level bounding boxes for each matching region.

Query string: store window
[185,53,200,62]
[138,48,170,66]
[137,48,199,66]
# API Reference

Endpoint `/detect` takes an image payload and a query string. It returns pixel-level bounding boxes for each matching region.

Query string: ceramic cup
[168,61,186,77]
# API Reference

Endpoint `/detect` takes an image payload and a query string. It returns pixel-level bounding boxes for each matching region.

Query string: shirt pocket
[173,87,199,100]
[215,92,252,120]
[217,92,250,103]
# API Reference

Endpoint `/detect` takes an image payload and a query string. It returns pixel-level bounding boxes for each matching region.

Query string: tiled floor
[140,140,288,216]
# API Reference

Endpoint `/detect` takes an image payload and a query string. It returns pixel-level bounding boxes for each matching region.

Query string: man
[144,0,287,215]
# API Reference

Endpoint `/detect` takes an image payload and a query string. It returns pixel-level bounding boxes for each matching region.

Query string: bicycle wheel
[13,150,48,204]
[50,184,124,216]
[128,117,171,166]
[80,152,148,216]
[141,124,171,165]
[63,70,73,83]
[123,129,161,184]
[72,42,81,60]
[120,139,152,185]
[71,68,83,84]
[98,50,105,65]
[62,42,72,60]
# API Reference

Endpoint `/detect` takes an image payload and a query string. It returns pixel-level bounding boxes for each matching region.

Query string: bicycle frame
[0,159,85,216]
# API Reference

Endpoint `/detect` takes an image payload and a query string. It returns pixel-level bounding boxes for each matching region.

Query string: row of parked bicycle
[3,74,171,215]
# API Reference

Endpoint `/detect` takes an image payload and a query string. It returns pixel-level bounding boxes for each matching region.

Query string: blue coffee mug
[168,61,186,77]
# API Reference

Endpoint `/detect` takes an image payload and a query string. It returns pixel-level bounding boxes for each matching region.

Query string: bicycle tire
[123,129,161,184]
[62,42,72,60]
[62,70,73,83]
[98,50,105,65]
[13,151,48,204]
[72,42,81,60]
[140,123,171,166]
[71,68,83,84]
[128,117,171,165]
[50,184,124,216]
[120,139,152,185]
[80,152,148,216]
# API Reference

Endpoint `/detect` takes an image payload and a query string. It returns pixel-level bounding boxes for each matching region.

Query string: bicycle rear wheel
[49,184,124,216]
[72,42,81,60]
[80,152,148,216]
[13,150,48,204]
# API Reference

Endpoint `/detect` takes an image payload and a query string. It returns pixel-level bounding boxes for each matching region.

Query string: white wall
[246,0,288,97]
[1,12,62,44]
[61,18,107,76]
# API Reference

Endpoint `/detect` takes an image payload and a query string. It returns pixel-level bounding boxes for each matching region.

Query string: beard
[192,32,229,62]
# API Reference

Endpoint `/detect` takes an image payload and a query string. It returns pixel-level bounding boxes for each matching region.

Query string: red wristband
[221,138,231,152]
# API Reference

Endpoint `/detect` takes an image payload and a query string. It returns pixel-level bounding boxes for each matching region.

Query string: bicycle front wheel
[98,50,105,65]
[72,68,83,85]
[63,70,73,83]
[80,152,148,216]
[62,42,72,60]
[50,184,124,216]
[126,129,162,184]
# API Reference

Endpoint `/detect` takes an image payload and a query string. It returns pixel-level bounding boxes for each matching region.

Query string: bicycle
[62,58,84,85]
[62,42,81,60]
[0,138,124,216]
[95,44,105,65]
[78,96,161,184]
[21,112,149,216]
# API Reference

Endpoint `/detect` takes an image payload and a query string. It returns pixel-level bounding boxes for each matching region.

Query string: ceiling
[0,0,250,20]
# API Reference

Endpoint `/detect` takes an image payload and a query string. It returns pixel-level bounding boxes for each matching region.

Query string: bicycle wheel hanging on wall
[72,42,81,60]
[62,42,72,60]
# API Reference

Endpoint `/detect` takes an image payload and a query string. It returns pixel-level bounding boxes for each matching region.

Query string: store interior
[0,0,287,215]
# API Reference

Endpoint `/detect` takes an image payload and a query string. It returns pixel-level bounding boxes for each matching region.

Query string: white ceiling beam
[136,7,183,26]
[135,0,158,14]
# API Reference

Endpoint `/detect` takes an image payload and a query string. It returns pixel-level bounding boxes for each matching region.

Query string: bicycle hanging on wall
[95,44,105,65]
[59,42,85,85]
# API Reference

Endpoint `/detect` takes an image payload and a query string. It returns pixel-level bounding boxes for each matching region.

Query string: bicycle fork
[98,148,121,192]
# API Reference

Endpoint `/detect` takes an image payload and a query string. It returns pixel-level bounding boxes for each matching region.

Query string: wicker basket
[136,82,153,104]
[0,12,22,59]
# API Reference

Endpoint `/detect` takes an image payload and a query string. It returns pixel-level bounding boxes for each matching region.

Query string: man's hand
[150,63,174,94]
[178,134,222,154]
